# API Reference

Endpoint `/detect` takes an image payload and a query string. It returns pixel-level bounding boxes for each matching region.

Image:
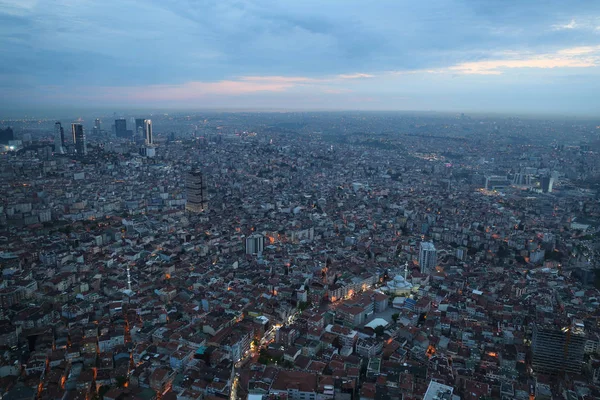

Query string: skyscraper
[115,118,128,138]
[54,122,65,154]
[135,118,144,133]
[93,118,102,135]
[419,241,437,274]
[541,176,554,193]
[186,169,207,213]
[144,119,153,145]
[532,322,585,375]
[71,123,87,155]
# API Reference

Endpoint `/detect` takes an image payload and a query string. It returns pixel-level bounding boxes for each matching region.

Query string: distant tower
[419,241,437,274]
[54,122,65,154]
[186,169,208,213]
[144,119,153,145]
[93,118,101,135]
[541,176,554,193]
[135,118,144,133]
[71,123,87,155]
[115,118,128,138]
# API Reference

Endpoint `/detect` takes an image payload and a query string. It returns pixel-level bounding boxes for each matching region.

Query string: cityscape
[1,111,600,400]
[2,1,600,400]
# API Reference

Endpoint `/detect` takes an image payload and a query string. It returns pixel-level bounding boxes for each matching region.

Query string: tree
[391,313,399,323]
[374,326,385,337]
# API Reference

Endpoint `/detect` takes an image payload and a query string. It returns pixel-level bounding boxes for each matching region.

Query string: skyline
[2,0,600,115]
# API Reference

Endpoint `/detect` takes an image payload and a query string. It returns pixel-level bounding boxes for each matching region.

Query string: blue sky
[1,0,600,114]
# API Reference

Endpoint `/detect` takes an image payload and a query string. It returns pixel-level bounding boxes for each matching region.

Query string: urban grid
[3,1,600,400]
[1,112,600,400]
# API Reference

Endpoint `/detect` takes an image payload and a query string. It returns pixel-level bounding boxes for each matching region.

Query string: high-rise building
[134,118,145,142]
[115,118,128,138]
[419,241,437,274]
[54,122,65,154]
[139,146,156,158]
[0,127,14,144]
[93,118,102,135]
[532,322,585,375]
[541,176,554,193]
[485,175,510,190]
[71,123,87,155]
[185,169,207,213]
[245,234,264,255]
[144,119,153,145]
[135,118,144,133]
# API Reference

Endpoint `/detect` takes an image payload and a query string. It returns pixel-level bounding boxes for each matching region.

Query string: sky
[1,0,600,115]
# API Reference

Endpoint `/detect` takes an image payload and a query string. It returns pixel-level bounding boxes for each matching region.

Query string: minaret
[404,262,408,281]
[127,264,132,292]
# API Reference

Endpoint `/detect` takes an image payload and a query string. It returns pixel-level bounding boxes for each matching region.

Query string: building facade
[144,119,153,145]
[532,323,586,375]
[419,241,437,274]
[54,122,65,154]
[186,169,207,213]
[71,123,86,156]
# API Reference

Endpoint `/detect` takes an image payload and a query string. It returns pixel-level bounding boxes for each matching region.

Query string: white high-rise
[419,241,437,274]
[144,119,153,145]
[54,122,65,154]
[245,234,264,255]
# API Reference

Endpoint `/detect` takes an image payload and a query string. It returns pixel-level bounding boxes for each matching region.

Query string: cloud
[240,76,319,84]
[2,1,600,112]
[0,0,37,16]
[552,19,577,30]
[41,75,324,104]
[445,46,600,75]
[323,88,353,94]
[336,73,374,79]
[551,17,600,33]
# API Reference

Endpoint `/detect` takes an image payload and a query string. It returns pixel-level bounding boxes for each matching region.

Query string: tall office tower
[93,118,101,135]
[144,119,153,145]
[135,118,144,133]
[245,234,264,255]
[71,123,87,155]
[419,241,437,274]
[185,169,207,213]
[532,322,586,375]
[115,118,128,138]
[541,176,554,193]
[134,118,145,142]
[60,125,66,147]
[54,122,65,154]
